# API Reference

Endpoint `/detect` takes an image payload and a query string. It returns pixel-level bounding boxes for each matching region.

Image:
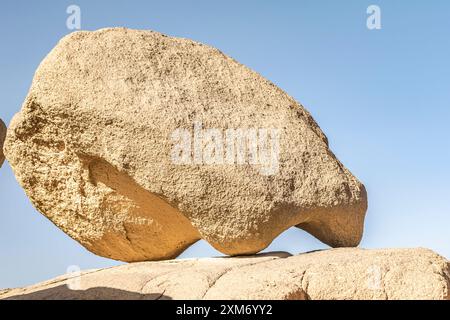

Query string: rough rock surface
[4,28,367,262]
[0,119,6,167]
[1,248,448,300]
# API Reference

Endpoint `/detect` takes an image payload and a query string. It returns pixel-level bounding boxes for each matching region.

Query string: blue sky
[0,0,449,288]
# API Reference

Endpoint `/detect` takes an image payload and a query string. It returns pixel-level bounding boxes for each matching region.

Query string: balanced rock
[0,119,6,167]
[4,28,367,262]
[1,248,448,300]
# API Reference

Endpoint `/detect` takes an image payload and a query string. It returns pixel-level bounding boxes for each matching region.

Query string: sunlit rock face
[2,249,449,300]
[4,28,367,262]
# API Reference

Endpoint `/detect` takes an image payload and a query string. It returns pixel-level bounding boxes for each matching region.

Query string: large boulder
[4,28,367,262]
[1,248,448,300]
[0,119,6,167]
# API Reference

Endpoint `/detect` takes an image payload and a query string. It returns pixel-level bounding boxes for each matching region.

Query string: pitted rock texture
[0,119,6,167]
[1,249,448,300]
[4,28,367,262]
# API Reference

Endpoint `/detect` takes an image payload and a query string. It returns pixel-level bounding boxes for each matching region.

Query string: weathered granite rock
[4,28,367,262]
[0,119,6,167]
[1,249,448,300]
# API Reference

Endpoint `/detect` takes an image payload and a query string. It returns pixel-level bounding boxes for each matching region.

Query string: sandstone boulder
[1,248,448,300]
[0,119,6,167]
[4,28,367,262]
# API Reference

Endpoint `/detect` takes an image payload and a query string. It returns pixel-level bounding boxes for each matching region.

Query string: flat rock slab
[2,248,448,300]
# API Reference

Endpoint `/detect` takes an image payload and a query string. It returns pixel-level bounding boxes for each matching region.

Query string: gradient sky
[1,0,449,289]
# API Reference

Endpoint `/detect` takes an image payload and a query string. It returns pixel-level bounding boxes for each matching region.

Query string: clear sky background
[0,0,449,289]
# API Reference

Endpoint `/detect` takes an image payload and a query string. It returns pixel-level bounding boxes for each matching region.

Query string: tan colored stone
[0,119,6,167]
[204,248,450,300]
[4,28,367,262]
[1,249,448,300]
